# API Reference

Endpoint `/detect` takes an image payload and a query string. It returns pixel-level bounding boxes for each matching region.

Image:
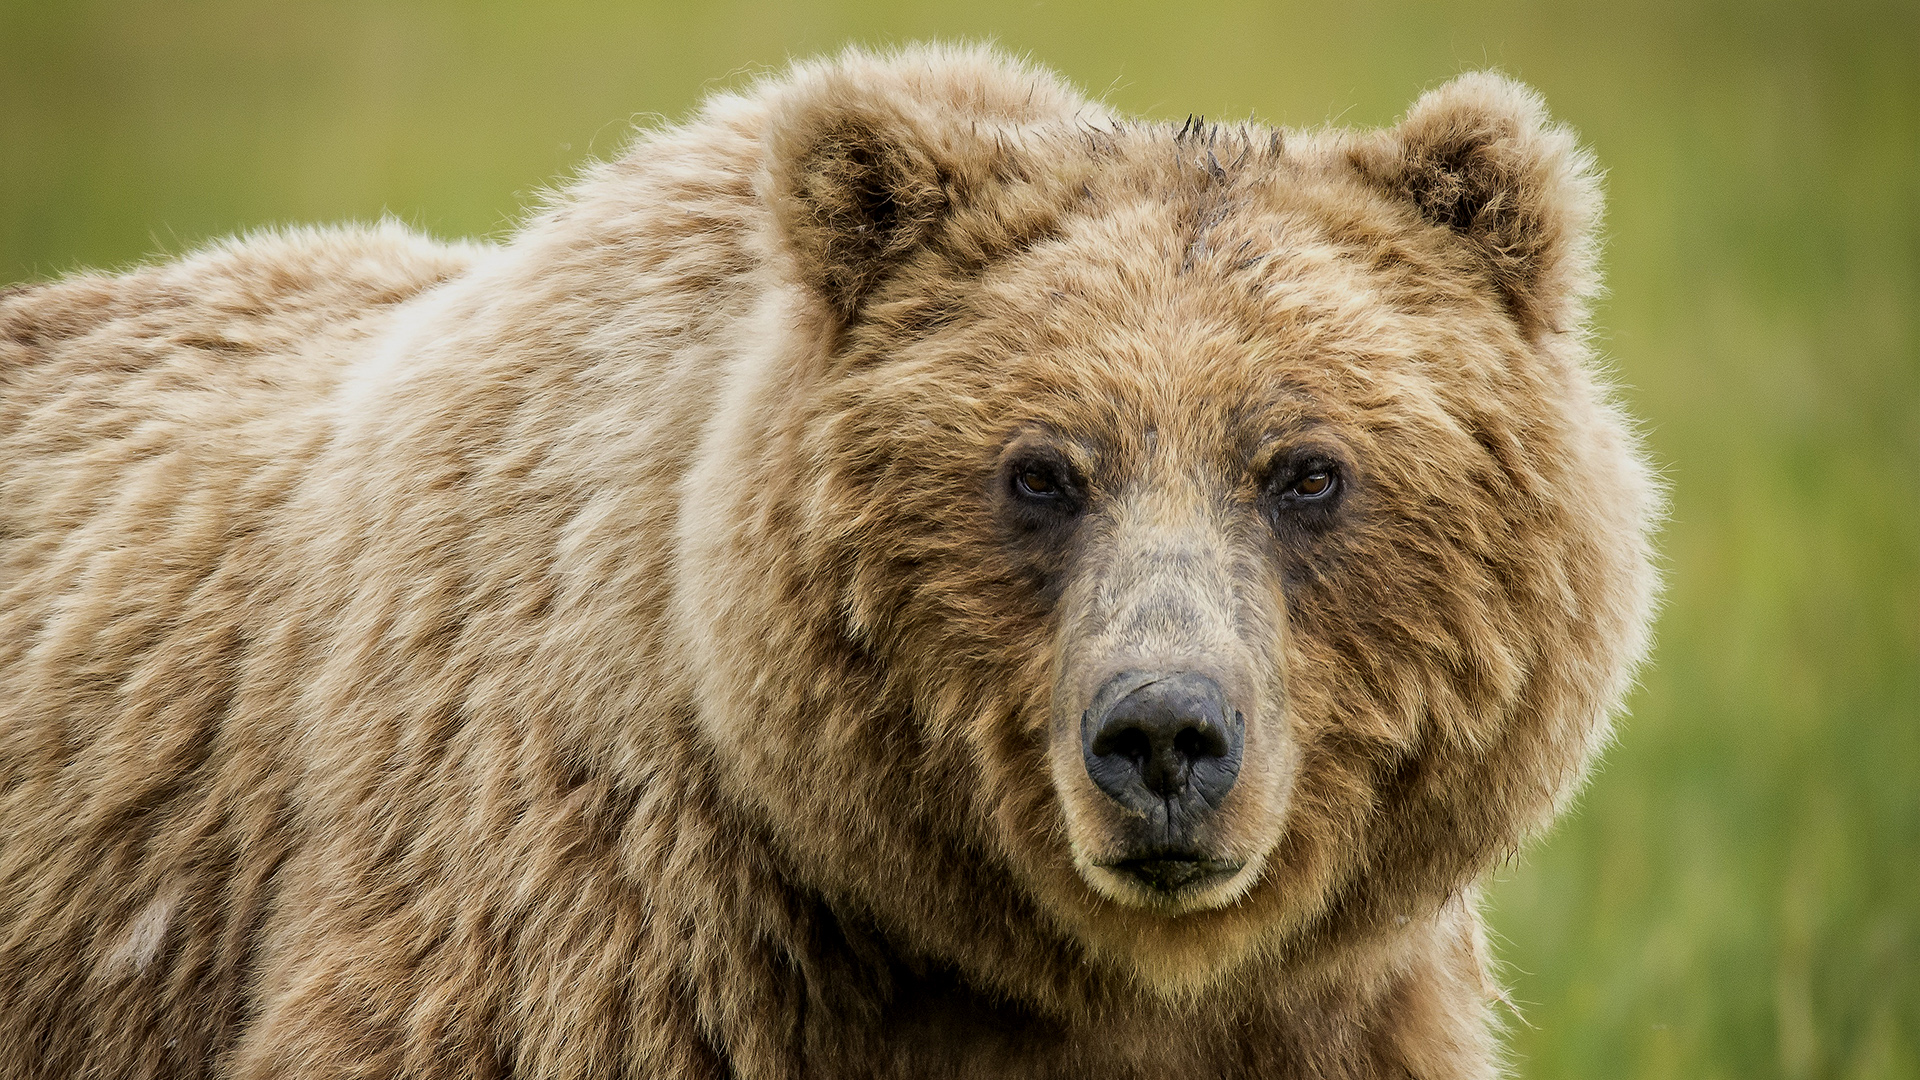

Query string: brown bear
[0,44,1658,1080]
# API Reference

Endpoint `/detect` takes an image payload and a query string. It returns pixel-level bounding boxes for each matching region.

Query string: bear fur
[0,45,1658,1080]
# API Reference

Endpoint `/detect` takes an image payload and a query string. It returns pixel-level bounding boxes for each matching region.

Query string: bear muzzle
[1081,670,1247,893]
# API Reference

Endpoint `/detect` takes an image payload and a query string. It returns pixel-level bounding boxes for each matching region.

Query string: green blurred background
[3,1,1915,1076]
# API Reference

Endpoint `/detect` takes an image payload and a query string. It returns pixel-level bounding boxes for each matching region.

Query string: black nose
[1081,671,1244,817]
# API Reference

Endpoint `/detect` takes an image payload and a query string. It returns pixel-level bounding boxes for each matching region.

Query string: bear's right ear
[760,46,1096,321]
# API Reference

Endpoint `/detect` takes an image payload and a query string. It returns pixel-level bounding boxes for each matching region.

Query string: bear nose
[1081,672,1244,815]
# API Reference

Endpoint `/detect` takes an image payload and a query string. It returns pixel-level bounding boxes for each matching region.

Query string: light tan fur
[0,45,1658,1079]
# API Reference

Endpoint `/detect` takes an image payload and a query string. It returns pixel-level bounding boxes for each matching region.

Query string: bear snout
[1080,671,1246,872]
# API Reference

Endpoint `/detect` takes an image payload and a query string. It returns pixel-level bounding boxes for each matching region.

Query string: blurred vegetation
[2,1,1915,1076]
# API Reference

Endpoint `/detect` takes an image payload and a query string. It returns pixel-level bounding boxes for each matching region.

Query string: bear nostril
[1097,727,1153,770]
[1172,724,1225,762]
[1081,671,1245,815]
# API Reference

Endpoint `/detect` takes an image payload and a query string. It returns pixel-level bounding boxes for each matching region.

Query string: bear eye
[1266,456,1344,518]
[1005,456,1084,515]
[1014,463,1065,501]
[1284,469,1336,500]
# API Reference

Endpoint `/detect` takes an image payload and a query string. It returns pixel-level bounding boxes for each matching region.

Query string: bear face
[674,53,1657,1002]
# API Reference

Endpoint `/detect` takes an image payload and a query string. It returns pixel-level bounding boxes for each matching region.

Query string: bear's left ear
[759,45,1096,322]
[1348,72,1602,339]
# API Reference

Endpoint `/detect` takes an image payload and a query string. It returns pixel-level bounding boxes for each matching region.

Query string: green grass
[3,2,1915,1076]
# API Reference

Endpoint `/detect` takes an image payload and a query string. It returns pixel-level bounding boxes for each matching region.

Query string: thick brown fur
[0,46,1658,1079]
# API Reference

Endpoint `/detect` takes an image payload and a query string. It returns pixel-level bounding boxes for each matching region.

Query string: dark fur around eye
[994,452,1087,601]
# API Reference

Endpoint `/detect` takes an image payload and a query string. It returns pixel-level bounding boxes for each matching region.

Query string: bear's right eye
[1009,460,1079,510]
[1016,467,1060,498]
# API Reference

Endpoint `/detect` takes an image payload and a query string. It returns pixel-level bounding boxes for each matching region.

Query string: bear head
[672,47,1658,1004]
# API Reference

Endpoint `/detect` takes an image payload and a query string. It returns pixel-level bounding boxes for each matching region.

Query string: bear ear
[759,46,1095,320]
[1348,72,1602,338]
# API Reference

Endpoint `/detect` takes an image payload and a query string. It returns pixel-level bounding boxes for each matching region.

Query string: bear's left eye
[1282,469,1336,501]
[1264,454,1345,522]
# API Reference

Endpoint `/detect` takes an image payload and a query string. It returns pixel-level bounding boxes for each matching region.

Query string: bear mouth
[1098,856,1244,895]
